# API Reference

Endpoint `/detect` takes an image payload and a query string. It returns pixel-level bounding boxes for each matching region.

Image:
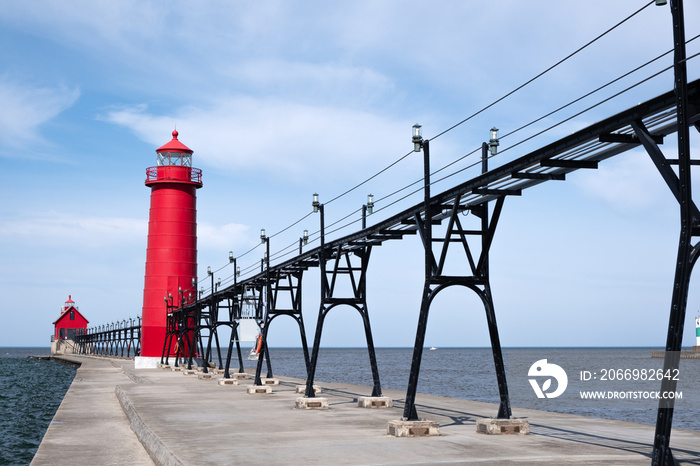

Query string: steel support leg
[481,284,511,419]
[652,1,693,464]
[304,307,328,397]
[403,284,432,420]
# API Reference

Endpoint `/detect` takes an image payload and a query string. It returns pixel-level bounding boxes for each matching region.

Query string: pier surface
[33,355,700,465]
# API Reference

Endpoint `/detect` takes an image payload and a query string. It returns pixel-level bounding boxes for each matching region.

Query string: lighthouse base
[134,356,161,369]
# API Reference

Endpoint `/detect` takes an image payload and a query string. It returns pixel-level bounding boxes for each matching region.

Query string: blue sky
[1,1,699,349]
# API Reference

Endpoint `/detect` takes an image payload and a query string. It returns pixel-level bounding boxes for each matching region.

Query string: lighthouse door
[168,276,181,306]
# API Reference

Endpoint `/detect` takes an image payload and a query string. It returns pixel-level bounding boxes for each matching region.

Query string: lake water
[260,347,700,431]
[0,348,75,466]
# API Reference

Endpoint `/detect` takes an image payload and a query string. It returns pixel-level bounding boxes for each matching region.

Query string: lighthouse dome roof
[156,130,193,154]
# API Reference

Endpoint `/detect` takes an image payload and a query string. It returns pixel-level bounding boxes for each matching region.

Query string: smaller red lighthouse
[137,130,202,367]
[52,295,89,355]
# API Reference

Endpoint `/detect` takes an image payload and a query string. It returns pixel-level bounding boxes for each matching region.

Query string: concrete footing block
[218,378,239,386]
[157,363,170,369]
[171,366,183,372]
[295,397,329,409]
[476,418,530,435]
[295,385,321,395]
[232,372,248,380]
[247,385,273,394]
[182,369,197,375]
[134,356,160,369]
[262,378,279,385]
[197,373,213,380]
[357,396,392,408]
[387,420,440,437]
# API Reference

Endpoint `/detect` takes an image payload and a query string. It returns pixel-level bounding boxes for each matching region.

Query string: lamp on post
[312,194,325,245]
[299,229,309,254]
[229,251,239,286]
[363,193,374,229]
[488,127,499,156]
[412,124,423,152]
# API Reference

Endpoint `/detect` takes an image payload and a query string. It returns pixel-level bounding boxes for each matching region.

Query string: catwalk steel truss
[160,74,699,463]
[74,317,141,357]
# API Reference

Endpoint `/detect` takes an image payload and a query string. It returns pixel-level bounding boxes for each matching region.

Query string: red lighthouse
[137,130,202,366]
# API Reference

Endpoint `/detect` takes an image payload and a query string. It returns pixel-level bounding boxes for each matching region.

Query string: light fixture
[312,193,320,213]
[207,266,212,276]
[655,0,666,5]
[488,127,499,156]
[192,277,196,287]
[260,228,266,243]
[229,251,234,263]
[217,278,221,288]
[303,229,309,245]
[367,194,374,215]
[236,266,241,277]
[412,124,423,152]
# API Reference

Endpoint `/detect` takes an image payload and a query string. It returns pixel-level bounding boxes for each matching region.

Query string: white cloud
[0,212,145,248]
[226,59,395,107]
[0,76,79,151]
[101,98,413,183]
[198,221,250,252]
[573,148,681,213]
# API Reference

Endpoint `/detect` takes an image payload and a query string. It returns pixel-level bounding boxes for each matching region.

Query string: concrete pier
[34,355,700,465]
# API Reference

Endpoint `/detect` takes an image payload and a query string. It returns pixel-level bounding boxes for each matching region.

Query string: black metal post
[404,139,431,420]
[480,142,512,419]
[305,204,326,398]
[653,0,692,464]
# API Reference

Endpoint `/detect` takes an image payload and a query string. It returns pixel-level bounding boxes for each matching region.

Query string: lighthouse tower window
[156,151,191,167]
[70,310,75,320]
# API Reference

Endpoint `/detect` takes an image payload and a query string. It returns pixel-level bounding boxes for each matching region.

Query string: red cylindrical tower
[140,130,202,360]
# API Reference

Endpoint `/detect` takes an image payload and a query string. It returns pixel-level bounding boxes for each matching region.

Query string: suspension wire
[269,238,302,261]
[429,1,654,142]
[210,1,675,286]
[324,150,415,206]
[269,211,314,239]
[324,206,364,232]
[500,34,700,141]
[325,1,655,213]
[497,65,679,156]
[372,37,700,211]
[430,66,675,189]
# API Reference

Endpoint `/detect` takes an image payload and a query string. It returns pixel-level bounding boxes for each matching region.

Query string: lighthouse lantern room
[137,130,202,368]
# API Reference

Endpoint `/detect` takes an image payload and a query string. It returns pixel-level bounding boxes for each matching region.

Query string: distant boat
[429,347,437,351]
